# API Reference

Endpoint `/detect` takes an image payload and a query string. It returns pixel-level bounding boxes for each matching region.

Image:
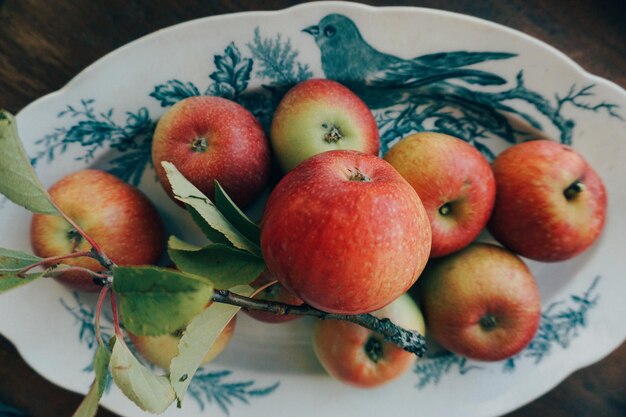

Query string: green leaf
[72,343,111,417]
[187,206,232,246]
[0,273,43,293]
[170,284,254,404]
[0,248,44,293]
[0,247,42,272]
[214,181,260,246]
[162,161,259,255]
[0,110,59,214]
[109,336,176,414]
[168,237,265,289]
[112,266,213,336]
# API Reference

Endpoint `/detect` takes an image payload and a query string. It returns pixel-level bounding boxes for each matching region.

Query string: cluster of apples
[29,78,607,389]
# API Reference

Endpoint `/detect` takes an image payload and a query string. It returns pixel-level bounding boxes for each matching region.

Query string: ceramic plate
[1,2,625,416]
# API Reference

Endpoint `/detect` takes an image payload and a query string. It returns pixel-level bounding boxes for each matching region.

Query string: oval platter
[1,2,625,417]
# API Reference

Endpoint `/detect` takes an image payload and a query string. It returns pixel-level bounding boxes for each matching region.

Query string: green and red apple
[488,140,607,262]
[419,243,541,361]
[261,150,431,314]
[270,78,380,172]
[312,294,425,388]
[384,132,496,257]
[30,169,164,291]
[152,95,271,208]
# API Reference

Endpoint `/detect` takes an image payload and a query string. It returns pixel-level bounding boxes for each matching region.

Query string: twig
[18,250,94,276]
[212,289,427,357]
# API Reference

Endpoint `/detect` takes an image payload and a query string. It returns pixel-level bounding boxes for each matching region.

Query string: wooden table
[0,1,624,416]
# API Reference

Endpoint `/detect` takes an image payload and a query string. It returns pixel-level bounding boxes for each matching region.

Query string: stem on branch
[18,250,95,276]
[212,289,427,357]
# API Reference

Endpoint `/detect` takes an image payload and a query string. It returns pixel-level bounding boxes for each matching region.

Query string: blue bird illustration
[302,14,524,147]
[303,14,516,106]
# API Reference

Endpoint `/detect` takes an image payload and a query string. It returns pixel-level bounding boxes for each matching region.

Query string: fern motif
[32,100,155,186]
[187,370,279,414]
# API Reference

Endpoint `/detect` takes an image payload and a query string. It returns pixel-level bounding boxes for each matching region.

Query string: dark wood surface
[0,1,624,416]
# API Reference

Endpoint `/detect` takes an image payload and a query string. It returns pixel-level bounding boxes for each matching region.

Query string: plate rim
[5,2,626,416]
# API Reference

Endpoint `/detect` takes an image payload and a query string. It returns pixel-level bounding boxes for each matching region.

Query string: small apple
[152,95,271,208]
[270,78,380,172]
[261,150,431,314]
[418,243,541,361]
[488,140,607,262]
[312,294,425,388]
[30,170,164,291]
[384,132,496,257]
[244,270,304,324]
[128,314,236,369]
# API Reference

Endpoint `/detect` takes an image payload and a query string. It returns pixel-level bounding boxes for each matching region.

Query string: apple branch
[212,288,427,357]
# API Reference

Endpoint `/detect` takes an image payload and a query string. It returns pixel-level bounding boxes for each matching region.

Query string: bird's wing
[366,60,508,88]
[413,51,517,68]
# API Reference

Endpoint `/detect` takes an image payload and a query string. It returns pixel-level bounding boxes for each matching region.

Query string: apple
[488,140,607,262]
[128,314,236,369]
[270,78,380,172]
[244,269,304,324]
[260,150,431,314]
[384,132,496,257]
[418,243,541,361]
[312,294,425,388]
[30,169,164,291]
[152,95,271,208]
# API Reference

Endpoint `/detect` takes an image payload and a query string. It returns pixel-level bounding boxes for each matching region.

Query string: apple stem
[364,337,384,363]
[17,250,95,276]
[212,289,427,356]
[564,180,585,200]
[479,314,497,331]
[438,203,452,216]
[322,123,342,143]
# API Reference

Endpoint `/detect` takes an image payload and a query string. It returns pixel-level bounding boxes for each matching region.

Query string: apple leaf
[0,248,41,272]
[214,181,260,246]
[112,266,213,336]
[109,336,176,414]
[0,273,43,293]
[187,206,232,247]
[170,284,254,404]
[0,248,44,293]
[0,110,59,215]
[72,343,110,417]
[168,236,265,289]
[161,161,260,255]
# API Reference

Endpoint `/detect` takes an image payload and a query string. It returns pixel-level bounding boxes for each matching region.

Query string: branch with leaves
[0,110,426,416]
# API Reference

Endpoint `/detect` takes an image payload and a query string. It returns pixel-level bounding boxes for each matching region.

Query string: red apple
[244,269,304,323]
[260,150,431,314]
[152,95,271,208]
[419,243,541,361]
[488,140,607,261]
[312,294,425,388]
[384,132,496,257]
[128,314,236,369]
[270,78,380,172]
[30,170,164,291]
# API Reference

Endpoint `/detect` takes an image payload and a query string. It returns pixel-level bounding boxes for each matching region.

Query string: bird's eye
[324,25,336,37]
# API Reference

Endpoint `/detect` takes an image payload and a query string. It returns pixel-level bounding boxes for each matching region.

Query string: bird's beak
[302,25,320,37]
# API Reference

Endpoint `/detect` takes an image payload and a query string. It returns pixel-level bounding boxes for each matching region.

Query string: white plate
[1,2,625,416]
